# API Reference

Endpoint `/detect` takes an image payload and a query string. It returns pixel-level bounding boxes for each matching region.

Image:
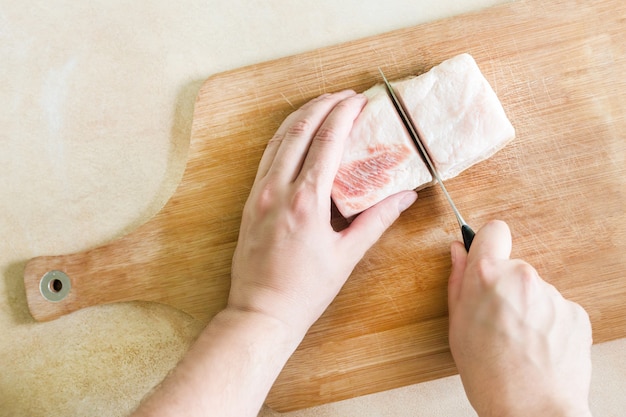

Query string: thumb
[468,220,512,262]
[448,240,468,315]
[341,191,417,259]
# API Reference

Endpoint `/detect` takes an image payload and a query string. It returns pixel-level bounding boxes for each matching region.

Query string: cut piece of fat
[331,53,515,218]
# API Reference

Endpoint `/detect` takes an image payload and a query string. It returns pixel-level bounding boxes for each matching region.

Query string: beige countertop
[1,1,624,416]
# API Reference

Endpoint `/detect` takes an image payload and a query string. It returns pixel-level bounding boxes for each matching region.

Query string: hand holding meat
[448,220,593,417]
[229,90,418,335]
[132,91,418,417]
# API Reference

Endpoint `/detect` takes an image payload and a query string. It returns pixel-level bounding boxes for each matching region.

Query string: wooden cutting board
[24,0,626,411]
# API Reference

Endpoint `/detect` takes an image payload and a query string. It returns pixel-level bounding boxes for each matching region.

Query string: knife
[378,68,475,251]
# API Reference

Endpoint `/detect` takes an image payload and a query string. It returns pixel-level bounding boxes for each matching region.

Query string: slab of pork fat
[331,53,515,218]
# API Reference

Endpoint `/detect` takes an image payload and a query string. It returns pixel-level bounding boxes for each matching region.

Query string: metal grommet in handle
[40,270,71,302]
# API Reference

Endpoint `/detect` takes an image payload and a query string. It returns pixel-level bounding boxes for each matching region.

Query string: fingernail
[398,191,417,212]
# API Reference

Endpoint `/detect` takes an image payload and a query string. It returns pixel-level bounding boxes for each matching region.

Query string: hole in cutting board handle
[39,270,71,302]
[50,279,63,292]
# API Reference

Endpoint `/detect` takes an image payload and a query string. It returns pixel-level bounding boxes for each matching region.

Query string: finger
[255,92,348,182]
[467,220,512,263]
[447,240,468,315]
[265,90,357,183]
[340,191,417,261]
[298,93,367,195]
[254,121,288,183]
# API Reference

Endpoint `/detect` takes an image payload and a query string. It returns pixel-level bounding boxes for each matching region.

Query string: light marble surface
[1,1,624,416]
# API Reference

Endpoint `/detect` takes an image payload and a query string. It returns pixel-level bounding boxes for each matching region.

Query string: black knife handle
[462,224,475,252]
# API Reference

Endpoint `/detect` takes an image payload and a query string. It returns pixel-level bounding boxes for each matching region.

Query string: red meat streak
[333,145,410,206]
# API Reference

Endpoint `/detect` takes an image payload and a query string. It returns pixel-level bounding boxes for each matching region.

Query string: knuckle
[287,118,313,137]
[250,182,277,215]
[474,258,497,284]
[267,131,284,146]
[514,261,539,283]
[315,126,339,144]
[570,301,593,342]
[290,186,316,219]
[572,300,591,322]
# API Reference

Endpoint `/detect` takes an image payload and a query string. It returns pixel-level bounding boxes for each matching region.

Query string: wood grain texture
[24,0,626,411]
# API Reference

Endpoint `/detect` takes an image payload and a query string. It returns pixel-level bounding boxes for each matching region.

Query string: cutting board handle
[23,214,233,322]
[23,235,157,321]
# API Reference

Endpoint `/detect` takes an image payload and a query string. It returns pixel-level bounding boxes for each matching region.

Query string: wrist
[225,289,317,341]
[216,305,307,352]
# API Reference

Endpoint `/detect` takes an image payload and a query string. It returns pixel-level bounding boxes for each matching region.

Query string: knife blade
[378,68,475,251]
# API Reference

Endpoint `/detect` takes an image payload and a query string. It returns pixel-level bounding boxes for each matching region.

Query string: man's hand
[448,220,593,417]
[132,90,417,417]
[229,90,417,336]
